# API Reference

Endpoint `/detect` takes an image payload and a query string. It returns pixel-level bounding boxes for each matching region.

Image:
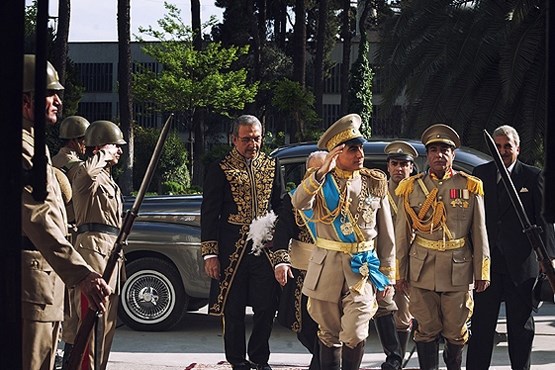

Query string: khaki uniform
[72,150,124,370]
[52,145,83,344]
[21,119,93,370]
[387,180,412,331]
[292,168,396,348]
[395,171,490,344]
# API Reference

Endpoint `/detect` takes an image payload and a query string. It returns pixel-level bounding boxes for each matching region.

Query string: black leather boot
[341,340,365,370]
[374,315,403,370]
[319,340,341,370]
[61,343,73,370]
[442,341,464,370]
[415,340,439,370]
[396,330,411,361]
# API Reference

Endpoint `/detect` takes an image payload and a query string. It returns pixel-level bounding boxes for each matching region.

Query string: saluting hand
[315,144,344,181]
[78,272,112,313]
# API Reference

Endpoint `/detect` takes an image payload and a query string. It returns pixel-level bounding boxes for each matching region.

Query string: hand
[474,280,490,293]
[274,264,293,286]
[377,284,394,300]
[78,272,112,313]
[315,144,344,181]
[204,257,220,280]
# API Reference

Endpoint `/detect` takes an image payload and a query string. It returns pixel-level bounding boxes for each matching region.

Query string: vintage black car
[119,139,491,331]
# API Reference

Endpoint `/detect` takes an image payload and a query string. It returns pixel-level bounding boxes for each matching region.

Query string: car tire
[119,257,189,331]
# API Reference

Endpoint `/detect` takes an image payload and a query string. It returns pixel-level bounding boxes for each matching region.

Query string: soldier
[292,114,396,370]
[201,115,284,370]
[370,141,420,370]
[395,124,490,370]
[72,120,127,370]
[51,115,90,365]
[273,150,327,370]
[21,54,111,370]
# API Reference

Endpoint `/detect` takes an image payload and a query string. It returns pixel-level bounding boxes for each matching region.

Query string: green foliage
[133,2,258,118]
[348,34,373,138]
[272,79,320,141]
[378,0,546,165]
[133,125,190,194]
[201,143,232,166]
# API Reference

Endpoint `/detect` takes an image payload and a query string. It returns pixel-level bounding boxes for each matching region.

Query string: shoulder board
[458,171,484,196]
[361,168,387,198]
[395,173,424,197]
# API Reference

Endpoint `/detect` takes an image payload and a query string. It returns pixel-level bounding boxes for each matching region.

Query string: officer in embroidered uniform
[273,150,327,370]
[369,141,419,370]
[51,115,91,363]
[72,120,126,370]
[201,115,284,370]
[395,124,490,370]
[292,114,396,370]
[21,54,111,370]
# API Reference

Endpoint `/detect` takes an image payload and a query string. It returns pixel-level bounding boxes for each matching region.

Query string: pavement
[106,302,555,369]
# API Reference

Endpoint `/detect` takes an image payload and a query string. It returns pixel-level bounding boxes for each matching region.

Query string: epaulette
[361,168,387,198]
[458,171,484,196]
[395,173,424,197]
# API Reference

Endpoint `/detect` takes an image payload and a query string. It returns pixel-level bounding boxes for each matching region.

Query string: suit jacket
[473,160,555,307]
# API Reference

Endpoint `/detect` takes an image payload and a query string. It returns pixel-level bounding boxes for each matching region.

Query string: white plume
[247,211,278,256]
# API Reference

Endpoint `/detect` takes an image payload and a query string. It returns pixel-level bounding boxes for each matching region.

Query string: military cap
[317,113,366,151]
[384,140,418,162]
[421,123,461,148]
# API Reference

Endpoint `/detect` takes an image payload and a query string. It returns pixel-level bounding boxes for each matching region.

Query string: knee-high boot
[341,340,365,370]
[416,340,439,370]
[374,315,403,370]
[396,330,411,362]
[319,340,341,370]
[442,341,464,370]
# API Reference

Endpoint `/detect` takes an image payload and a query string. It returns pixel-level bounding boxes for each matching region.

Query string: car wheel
[119,257,188,331]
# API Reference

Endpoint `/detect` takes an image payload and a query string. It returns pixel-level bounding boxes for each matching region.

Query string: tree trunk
[191,0,205,187]
[53,0,70,104]
[117,0,134,195]
[313,0,328,118]
[293,0,306,87]
[274,0,287,50]
[340,0,352,115]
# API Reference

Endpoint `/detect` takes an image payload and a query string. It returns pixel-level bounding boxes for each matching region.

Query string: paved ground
[106,302,555,369]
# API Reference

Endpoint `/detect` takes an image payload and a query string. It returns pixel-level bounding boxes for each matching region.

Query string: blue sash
[321,173,357,243]
[351,250,390,292]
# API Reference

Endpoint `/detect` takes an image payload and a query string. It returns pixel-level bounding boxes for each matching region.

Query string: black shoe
[255,364,272,370]
[232,362,252,370]
[381,358,402,370]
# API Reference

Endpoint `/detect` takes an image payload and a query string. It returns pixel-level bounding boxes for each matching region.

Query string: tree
[117,0,134,194]
[378,0,546,165]
[52,0,70,86]
[133,2,258,186]
[272,79,320,141]
[292,0,307,86]
[348,0,374,137]
[313,0,329,117]
[340,0,354,115]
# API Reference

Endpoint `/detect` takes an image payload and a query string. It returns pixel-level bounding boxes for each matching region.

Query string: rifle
[66,114,174,370]
[483,130,555,297]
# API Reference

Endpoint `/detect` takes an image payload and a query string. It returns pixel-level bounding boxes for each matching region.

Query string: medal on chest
[340,221,354,235]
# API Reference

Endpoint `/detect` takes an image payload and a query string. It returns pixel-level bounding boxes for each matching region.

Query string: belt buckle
[438,240,446,252]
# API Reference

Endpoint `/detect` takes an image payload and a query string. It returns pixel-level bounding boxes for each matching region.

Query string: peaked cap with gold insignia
[317,113,366,151]
[384,140,419,162]
[421,123,461,148]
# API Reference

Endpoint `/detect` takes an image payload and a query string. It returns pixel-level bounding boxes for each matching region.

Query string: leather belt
[77,223,119,236]
[316,238,374,254]
[21,236,38,251]
[414,235,466,251]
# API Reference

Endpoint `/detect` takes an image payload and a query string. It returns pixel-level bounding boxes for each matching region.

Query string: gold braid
[404,187,446,233]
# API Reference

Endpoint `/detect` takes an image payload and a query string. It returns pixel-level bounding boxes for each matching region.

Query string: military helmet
[23,54,64,92]
[59,116,90,139]
[84,120,127,147]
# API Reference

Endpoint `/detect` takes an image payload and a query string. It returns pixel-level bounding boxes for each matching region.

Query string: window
[75,63,113,93]
[78,102,112,122]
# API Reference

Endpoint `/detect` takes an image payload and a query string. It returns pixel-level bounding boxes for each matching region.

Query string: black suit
[467,160,555,370]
